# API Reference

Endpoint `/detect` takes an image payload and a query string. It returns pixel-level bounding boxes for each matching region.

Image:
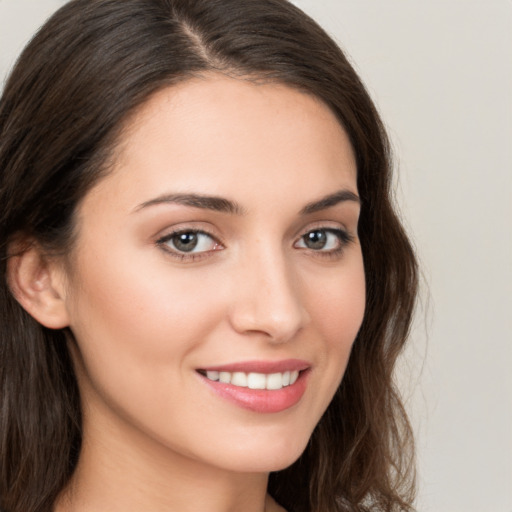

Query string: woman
[0,1,418,511]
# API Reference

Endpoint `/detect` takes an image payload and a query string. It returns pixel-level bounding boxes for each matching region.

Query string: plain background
[1,1,511,511]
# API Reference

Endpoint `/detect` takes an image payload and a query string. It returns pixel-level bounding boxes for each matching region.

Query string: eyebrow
[135,193,246,215]
[134,189,360,215]
[299,189,360,215]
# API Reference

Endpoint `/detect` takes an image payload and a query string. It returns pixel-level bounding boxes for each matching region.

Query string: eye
[295,228,352,253]
[157,230,221,255]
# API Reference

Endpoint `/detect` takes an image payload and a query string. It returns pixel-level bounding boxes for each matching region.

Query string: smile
[196,360,311,413]
[203,370,299,390]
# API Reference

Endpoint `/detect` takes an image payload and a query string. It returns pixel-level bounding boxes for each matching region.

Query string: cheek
[64,249,232,448]
[65,246,226,394]
[313,257,365,336]
[72,244,213,333]
[305,253,366,381]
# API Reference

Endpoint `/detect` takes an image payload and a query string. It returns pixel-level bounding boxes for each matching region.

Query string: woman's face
[62,75,365,473]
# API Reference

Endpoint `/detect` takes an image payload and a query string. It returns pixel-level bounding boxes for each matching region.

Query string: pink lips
[197,359,311,413]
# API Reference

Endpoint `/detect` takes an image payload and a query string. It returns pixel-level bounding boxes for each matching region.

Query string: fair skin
[12,74,365,512]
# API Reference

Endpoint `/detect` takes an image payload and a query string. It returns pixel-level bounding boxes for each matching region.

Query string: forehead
[87,74,357,214]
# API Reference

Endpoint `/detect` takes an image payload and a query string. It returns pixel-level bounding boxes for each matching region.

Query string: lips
[197,359,311,413]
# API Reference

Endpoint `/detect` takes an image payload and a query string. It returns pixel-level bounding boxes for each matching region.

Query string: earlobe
[7,243,70,329]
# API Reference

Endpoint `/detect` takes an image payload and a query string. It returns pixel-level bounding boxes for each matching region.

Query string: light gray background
[1,1,511,511]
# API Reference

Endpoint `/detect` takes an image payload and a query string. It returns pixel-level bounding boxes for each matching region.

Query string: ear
[7,243,70,329]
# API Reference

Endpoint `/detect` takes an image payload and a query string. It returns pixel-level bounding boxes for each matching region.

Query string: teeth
[266,372,283,390]
[219,371,231,384]
[206,370,219,381]
[231,372,248,387]
[203,370,301,390]
[247,372,266,389]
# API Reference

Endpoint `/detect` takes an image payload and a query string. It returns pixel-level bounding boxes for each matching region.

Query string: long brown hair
[0,1,418,511]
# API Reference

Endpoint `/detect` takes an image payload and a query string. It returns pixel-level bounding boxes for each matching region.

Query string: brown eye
[295,228,352,253]
[159,230,219,254]
[303,230,328,250]
[172,232,199,252]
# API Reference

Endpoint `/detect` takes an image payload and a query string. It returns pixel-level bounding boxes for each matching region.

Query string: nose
[228,247,309,343]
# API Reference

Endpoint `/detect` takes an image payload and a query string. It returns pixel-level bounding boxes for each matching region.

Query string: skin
[50,74,366,512]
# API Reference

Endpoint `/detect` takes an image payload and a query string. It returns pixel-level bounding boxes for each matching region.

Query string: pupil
[174,232,198,252]
[305,230,327,249]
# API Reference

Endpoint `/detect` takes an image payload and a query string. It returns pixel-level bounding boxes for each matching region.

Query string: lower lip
[199,371,310,413]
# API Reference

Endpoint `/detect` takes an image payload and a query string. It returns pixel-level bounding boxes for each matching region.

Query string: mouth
[196,359,311,413]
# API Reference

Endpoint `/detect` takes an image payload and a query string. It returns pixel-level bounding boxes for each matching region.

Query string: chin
[207,427,313,474]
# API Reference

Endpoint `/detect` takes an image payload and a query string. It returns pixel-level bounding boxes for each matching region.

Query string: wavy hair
[0,1,418,511]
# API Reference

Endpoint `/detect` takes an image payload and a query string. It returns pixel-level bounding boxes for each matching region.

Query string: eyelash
[294,228,355,259]
[156,226,354,262]
[156,228,222,262]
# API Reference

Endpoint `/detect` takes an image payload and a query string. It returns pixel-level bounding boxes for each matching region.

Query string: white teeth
[231,372,248,387]
[266,372,283,390]
[247,372,266,389]
[203,370,302,390]
[219,371,231,384]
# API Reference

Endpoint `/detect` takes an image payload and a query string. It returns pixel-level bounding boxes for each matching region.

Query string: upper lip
[198,359,311,374]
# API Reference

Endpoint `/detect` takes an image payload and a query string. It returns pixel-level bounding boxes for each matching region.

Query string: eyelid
[154,220,223,244]
[295,220,354,240]
[155,226,224,261]
[294,227,352,246]
[293,223,355,255]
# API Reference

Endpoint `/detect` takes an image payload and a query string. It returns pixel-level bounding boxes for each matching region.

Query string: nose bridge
[229,241,307,341]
